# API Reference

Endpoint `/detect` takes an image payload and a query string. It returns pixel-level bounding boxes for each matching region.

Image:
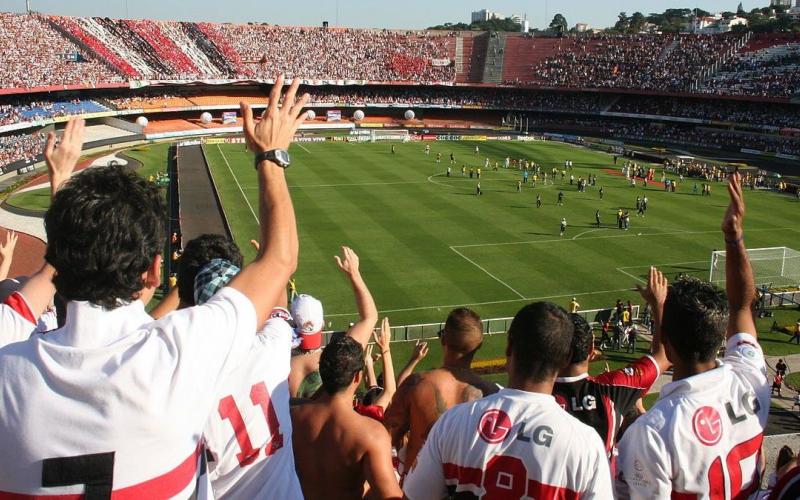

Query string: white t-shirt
[0,287,256,498]
[204,316,302,499]
[616,333,770,499]
[403,389,612,499]
[0,291,37,347]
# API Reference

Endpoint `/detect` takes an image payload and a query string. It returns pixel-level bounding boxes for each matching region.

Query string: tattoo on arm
[433,385,447,417]
[462,384,483,402]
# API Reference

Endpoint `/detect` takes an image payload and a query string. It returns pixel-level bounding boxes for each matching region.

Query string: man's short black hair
[569,313,593,364]
[662,276,728,364]
[45,166,165,309]
[177,234,243,305]
[507,302,573,383]
[319,336,364,395]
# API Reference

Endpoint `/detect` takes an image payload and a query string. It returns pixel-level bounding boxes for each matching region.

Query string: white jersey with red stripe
[0,287,256,498]
[203,314,302,499]
[403,389,612,499]
[0,291,37,347]
[616,333,770,499]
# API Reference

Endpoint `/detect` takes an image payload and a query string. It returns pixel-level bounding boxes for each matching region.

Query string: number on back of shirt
[218,381,283,467]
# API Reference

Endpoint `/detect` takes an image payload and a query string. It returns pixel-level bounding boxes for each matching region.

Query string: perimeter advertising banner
[222,112,237,125]
[326,110,342,122]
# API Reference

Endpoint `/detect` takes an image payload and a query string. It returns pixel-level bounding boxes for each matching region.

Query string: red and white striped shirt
[404,389,612,499]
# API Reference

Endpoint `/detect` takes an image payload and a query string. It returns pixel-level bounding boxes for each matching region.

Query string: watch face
[276,150,290,165]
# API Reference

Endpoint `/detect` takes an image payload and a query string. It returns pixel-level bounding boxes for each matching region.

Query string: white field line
[243,180,428,189]
[296,143,312,154]
[325,286,638,317]
[617,260,709,270]
[616,267,647,284]
[452,227,799,250]
[572,228,608,240]
[217,144,259,224]
[449,246,526,299]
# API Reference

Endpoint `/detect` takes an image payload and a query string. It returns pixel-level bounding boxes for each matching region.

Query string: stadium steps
[657,40,679,63]
[481,32,506,84]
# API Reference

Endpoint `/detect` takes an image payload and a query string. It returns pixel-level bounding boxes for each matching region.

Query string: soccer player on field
[425,144,430,155]
[560,217,567,237]
[403,302,612,499]
[391,144,396,154]
[436,152,441,163]
[517,180,522,192]
[536,193,542,208]
[596,209,601,227]
[558,191,564,205]
[617,173,768,499]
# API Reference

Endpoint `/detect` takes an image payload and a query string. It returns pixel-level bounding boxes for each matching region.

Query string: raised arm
[0,230,17,281]
[335,246,378,347]
[637,266,670,373]
[150,286,180,319]
[373,317,396,410]
[397,340,429,387]
[363,427,403,500]
[14,119,86,318]
[45,118,85,197]
[229,76,309,326]
[722,172,756,338]
[364,344,379,388]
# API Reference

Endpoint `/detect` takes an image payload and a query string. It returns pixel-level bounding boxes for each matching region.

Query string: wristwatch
[254,149,291,169]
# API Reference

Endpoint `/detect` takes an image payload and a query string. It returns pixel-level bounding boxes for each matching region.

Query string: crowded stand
[700,38,800,98]
[525,33,746,93]
[0,12,122,90]
[0,98,108,127]
[0,131,46,169]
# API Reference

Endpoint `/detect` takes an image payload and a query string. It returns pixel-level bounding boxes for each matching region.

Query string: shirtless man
[292,335,401,500]
[288,246,377,398]
[384,308,498,473]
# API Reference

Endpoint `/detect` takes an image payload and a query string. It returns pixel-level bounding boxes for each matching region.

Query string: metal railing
[322,305,641,344]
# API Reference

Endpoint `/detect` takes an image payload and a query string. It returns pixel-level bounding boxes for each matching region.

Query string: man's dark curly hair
[662,276,728,364]
[177,234,243,305]
[569,313,594,364]
[45,166,165,309]
[319,336,364,395]
[507,301,573,383]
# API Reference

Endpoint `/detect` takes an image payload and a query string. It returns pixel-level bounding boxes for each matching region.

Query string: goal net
[709,247,800,288]
[370,129,410,142]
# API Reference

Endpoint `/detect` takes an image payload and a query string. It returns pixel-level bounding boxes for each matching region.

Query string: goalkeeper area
[710,247,800,289]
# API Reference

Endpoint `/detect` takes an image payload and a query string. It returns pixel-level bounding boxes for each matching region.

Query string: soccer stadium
[0,1,799,498]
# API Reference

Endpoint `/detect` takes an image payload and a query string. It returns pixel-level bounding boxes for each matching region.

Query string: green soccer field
[204,139,799,331]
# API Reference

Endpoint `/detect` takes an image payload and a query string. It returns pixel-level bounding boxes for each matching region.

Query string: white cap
[290,294,324,350]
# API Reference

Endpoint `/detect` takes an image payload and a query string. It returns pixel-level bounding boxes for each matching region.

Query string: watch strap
[254,150,289,169]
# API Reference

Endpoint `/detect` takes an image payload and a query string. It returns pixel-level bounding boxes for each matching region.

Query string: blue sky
[6,1,763,29]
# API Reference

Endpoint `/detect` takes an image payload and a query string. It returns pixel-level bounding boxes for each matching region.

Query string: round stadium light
[136,116,149,127]
[353,109,365,121]
[404,110,415,120]
[200,112,213,124]
[305,109,316,121]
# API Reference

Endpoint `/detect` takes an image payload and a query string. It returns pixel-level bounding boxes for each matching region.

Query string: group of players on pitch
[0,78,785,499]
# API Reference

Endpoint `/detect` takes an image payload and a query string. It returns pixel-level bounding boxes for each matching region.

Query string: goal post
[709,247,800,288]
[369,129,410,142]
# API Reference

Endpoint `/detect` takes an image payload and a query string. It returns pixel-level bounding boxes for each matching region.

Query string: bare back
[291,399,401,500]
[385,367,497,472]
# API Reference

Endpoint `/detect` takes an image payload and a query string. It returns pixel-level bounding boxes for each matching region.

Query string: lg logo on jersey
[477,409,554,447]
[692,391,760,447]
[554,394,596,411]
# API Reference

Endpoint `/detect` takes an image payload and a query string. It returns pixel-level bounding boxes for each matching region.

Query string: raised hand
[722,172,745,241]
[637,266,668,307]
[365,343,375,367]
[334,246,361,277]
[412,340,429,361]
[240,75,310,155]
[44,118,85,196]
[0,230,17,261]
[373,317,392,354]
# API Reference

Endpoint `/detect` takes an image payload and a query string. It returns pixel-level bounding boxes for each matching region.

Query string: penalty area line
[449,246,526,299]
[325,286,639,318]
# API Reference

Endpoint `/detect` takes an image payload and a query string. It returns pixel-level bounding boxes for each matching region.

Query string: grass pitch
[204,139,800,331]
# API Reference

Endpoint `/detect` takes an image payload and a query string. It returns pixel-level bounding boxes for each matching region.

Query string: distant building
[574,23,589,32]
[471,9,504,23]
[698,15,749,33]
[771,0,792,7]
